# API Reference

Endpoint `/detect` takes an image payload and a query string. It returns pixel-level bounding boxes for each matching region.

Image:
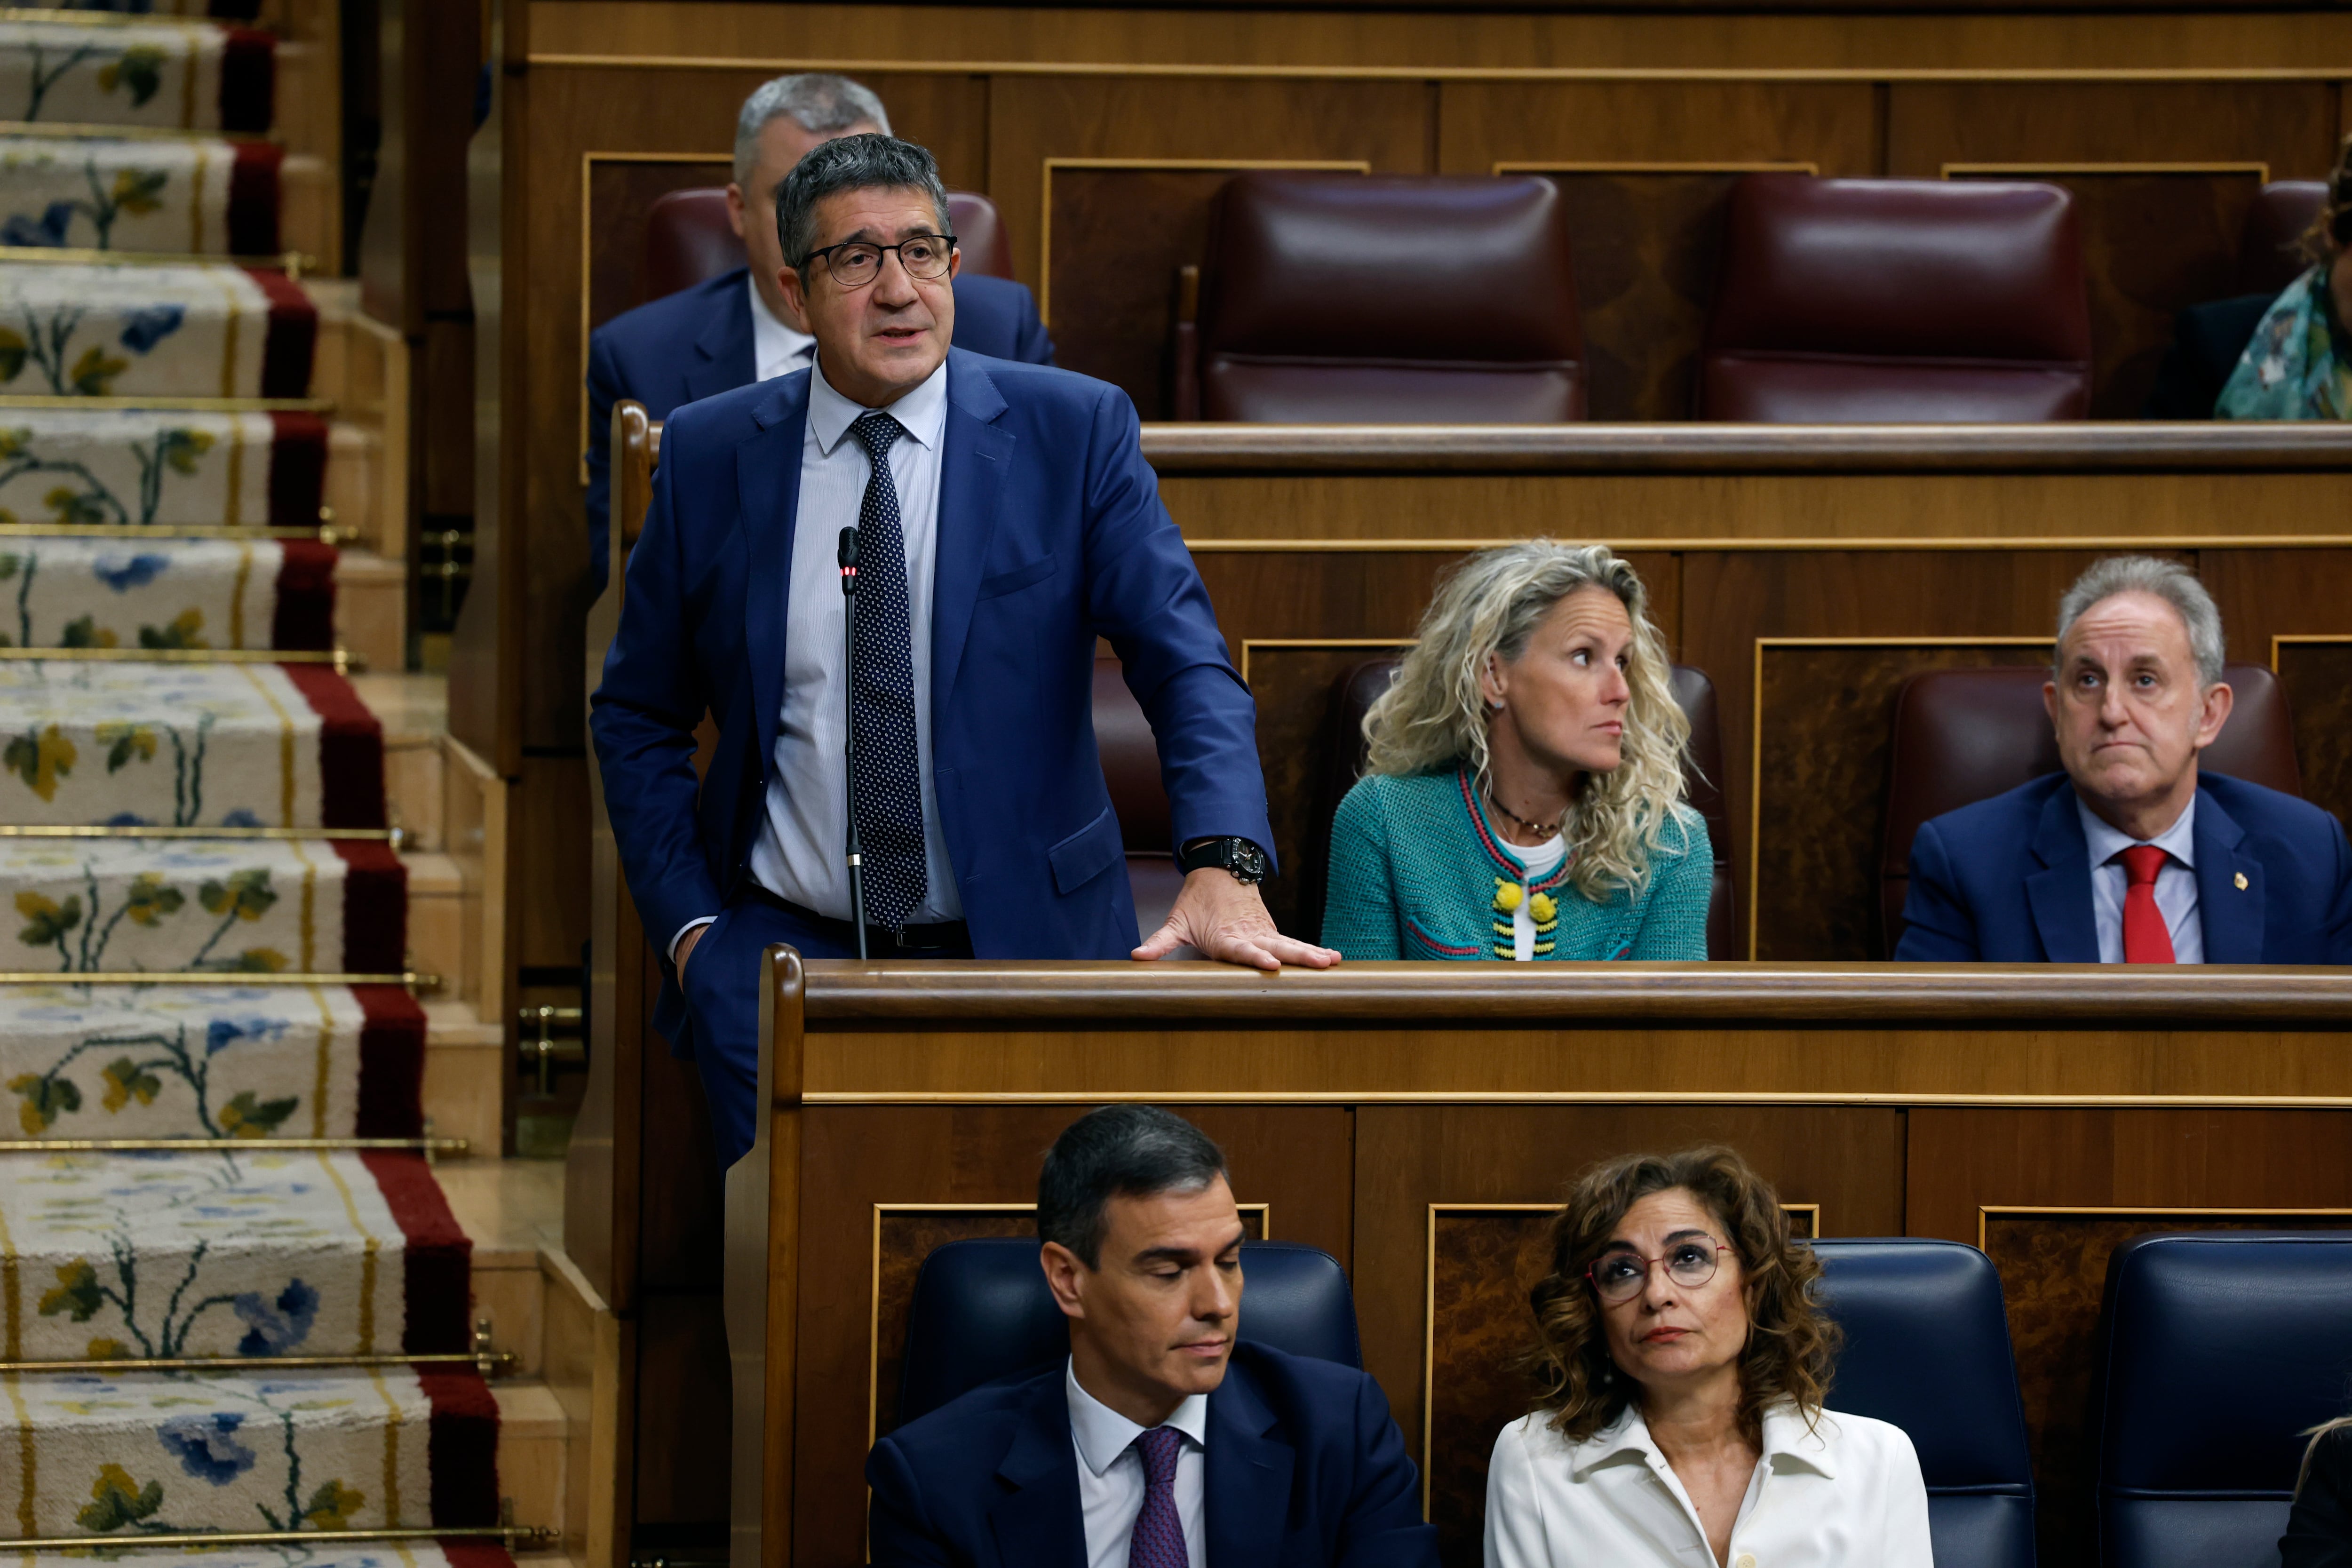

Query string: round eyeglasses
[1586,1239,1733,1305]
[806,233,957,289]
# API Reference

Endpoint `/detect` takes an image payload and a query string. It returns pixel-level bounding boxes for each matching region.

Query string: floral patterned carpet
[0,15,511,1556]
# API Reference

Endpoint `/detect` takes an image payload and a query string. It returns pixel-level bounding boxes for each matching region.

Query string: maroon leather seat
[1879,663,2301,955]
[1700,175,2093,422]
[637,187,1015,305]
[1301,658,1733,958]
[1093,657,1184,943]
[2235,180,2330,299]
[1183,173,1585,423]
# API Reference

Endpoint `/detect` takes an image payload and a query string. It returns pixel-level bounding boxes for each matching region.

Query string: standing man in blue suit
[868,1106,1438,1567]
[1897,556,2352,963]
[583,73,1055,587]
[590,135,1337,1165]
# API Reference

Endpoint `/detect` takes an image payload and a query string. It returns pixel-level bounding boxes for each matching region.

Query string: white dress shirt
[1484,1402,1933,1568]
[1504,836,1567,962]
[669,357,960,959]
[747,274,815,382]
[1067,1359,1208,1568]
[2078,794,2204,964]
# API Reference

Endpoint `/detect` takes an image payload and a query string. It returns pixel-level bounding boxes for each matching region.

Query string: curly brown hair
[1523,1146,1840,1445]
[2303,133,2352,266]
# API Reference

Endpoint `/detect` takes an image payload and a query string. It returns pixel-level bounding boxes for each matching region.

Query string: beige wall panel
[1438,80,1876,173]
[986,75,1433,285]
[530,2,2352,73]
[1887,79,2344,177]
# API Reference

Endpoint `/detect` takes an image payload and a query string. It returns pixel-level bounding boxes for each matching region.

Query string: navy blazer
[585,265,1056,585]
[866,1342,1438,1568]
[588,350,1273,1051]
[1895,771,2352,963]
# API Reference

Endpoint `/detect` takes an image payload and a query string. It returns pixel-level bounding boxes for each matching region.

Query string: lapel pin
[2235,872,2249,891]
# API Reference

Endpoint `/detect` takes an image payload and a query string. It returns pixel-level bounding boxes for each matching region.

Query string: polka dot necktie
[848,411,928,933]
[1127,1426,1186,1568]
[2118,843,2176,964]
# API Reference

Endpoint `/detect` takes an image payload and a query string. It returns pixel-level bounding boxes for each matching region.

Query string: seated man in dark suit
[867,1106,1437,1567]
[1897,556,2352,963]
[583,72,1054,585]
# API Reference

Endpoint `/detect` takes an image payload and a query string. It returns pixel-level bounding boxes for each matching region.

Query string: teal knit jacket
[1320,768,1713,961]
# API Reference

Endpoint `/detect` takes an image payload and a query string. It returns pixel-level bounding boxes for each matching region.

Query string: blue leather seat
[1811,1238,2037,1568]
[895,1237,1362,1429]
[2094,1232,2352,1568]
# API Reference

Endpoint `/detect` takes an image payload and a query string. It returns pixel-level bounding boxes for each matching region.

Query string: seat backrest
[1879,663,2300,952]
[2236,180,2329,299]
[638,186,1016,305]
[2095,1233,2352,1568]
[1301,657,1733,956]
[896,1238,1361,1429]
[1811,1239,2037,1568]
[1195,172,1584,423]
[1701,175,2092,422]
[1093,657,1179,940]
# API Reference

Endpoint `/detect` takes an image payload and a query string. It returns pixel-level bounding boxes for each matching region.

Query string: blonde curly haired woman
[1320,541,1710,961]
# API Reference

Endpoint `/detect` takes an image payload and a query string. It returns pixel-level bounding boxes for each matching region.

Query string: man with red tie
[1897,555,2352,964]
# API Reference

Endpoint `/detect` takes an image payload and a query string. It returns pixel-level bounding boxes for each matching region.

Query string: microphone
[837,527,868,960]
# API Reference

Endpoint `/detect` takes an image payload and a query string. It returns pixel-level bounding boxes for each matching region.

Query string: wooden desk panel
[700,956,2352,1567]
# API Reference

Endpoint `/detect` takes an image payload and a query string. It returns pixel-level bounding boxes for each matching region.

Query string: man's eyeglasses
[806,233,957,289]
[1585,1238,1733,1305]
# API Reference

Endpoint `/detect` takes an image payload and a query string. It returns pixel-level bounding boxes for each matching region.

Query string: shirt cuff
[669,915,717,966]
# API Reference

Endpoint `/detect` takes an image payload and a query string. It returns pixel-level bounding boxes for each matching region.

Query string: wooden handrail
[795,959,2352,1026]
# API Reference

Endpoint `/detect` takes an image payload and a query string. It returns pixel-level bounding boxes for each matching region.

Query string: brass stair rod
[0,1136,470,1153]
[0,1527,557,1551]
[0,1350,513,1374]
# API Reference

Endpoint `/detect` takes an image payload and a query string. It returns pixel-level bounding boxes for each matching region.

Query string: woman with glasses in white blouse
[1485,1147,1934,1568]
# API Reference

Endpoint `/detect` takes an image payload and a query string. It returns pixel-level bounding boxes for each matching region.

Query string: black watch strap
[1177,836,1270,883]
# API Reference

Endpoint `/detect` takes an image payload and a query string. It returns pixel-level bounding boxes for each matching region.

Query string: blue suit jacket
[588,350,1272,1049]
[1895,771,2352,963]
[866,1343,1438,1568]
[585,265,1056,585]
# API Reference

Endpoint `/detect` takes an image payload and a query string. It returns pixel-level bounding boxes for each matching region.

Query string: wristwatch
[1177,836,1270,884]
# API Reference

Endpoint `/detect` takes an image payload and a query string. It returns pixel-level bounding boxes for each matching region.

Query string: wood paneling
[1438,80,1875,175]
[1907,1107,2352,1568]
[1351,1102,1904,1549]
[2276,638,2352,835]
[634,1290,732,1522]
[990,76,1433,285]
[792,1104,1353,1568]
[1886,80,2345,179]
[1753,640,2052,961]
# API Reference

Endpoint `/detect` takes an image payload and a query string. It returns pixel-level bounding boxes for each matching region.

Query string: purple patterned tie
[1127,1426,1186,1568]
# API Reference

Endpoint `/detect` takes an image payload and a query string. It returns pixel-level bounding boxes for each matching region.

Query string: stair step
[422,999,503,1153]
[0,1148,467,1357]
[0,536,334,652]
[0,16,274,135]
[0,263,313,401]
[493,1381,567,1536]
[0,134,281,255]
[337,548,403,676]
[0,835,404,974]
[0,408,327,531]
[0,1366,498,1536]
[0,979,426,1138]
[437,1157,564,1378]
[0,660,383,828]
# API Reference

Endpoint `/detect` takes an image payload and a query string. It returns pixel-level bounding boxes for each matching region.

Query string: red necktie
[2119,844,2176,964]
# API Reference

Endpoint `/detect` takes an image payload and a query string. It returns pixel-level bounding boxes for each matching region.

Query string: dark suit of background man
[1898,555,2352,963]
[868,1106,1438,1567]
[590,136,1338,1166]
[583,73,1056,586]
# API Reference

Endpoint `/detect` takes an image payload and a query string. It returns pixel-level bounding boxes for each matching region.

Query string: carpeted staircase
[0,9,540,1564]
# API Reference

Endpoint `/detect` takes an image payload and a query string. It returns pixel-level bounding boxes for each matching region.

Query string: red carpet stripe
[284,663,389,828]
[333,838,407,972]
[227,142,282,255]
[219,27,276,135]
[420,1369,503,1526]
[353,983,428,1138]
[271,538,338,651]
[248,266,316,398]
[266,411,329,529]
[362,1150,475,1353]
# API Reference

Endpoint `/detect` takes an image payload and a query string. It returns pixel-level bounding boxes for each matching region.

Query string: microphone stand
[837,526,869,960]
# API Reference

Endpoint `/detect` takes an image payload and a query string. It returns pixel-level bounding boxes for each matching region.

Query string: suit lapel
[988,1374,1087,1568]
[932,351,1013,717]
[2025,784,2100,963]
[2192,786,2265,963]
[1206,1359,1294,1567]
[686,273,756,404]
[738,375,808,769]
